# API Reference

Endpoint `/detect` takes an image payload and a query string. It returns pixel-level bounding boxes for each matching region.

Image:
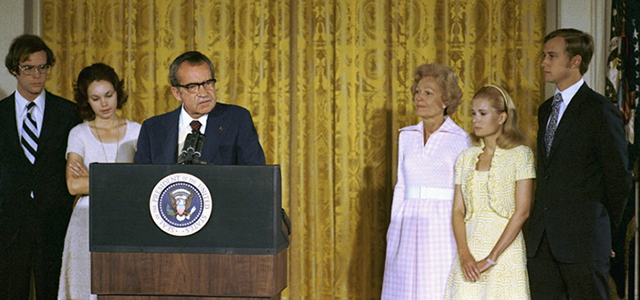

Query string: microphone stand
[191,134,206,165]
[178,132,207,165]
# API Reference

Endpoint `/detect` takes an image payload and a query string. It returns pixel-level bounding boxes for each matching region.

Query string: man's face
[14,50,48,101]
[171,62,217,119]
[541,36,580,90]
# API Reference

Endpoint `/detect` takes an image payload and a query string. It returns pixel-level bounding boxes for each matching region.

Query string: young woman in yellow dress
[445,85,535,299]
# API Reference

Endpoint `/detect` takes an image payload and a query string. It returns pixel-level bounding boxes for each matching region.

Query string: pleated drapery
[42,0,546,298]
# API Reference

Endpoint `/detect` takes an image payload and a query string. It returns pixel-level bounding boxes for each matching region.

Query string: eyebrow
[90,90,116,96]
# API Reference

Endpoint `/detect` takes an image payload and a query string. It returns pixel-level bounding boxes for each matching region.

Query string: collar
[477,139,509,157]
[14,89,46,115]
[179,105,209,134]
[555,78,584,106]
[399,117,466,136]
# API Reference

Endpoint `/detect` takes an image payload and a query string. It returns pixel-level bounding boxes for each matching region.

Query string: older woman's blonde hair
[470,85,529,149]
[411,64,463,115]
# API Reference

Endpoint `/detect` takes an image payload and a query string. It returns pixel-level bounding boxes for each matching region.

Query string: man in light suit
[0,34,81,299]
[526,28,632,300]
[134,51,265,165]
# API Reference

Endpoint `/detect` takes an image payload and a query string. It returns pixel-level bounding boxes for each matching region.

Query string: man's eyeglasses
[19,64,51,76]
[175,79,216,94]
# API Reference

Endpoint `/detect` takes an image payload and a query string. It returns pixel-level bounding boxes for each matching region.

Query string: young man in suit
[526,28,632,300]
[134,51,265,165]
[0,34,81,299]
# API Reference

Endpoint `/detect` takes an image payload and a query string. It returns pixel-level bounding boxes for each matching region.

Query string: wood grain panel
[92,250,286,298]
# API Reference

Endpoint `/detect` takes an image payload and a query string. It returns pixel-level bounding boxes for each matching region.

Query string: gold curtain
[41,0,545,298]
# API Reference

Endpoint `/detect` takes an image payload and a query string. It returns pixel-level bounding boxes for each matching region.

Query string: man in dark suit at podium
[0,34,81,300]
[526,28,632,300]
[134,51,265,165]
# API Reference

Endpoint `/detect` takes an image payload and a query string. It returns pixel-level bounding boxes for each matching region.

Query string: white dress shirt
[14,89,45,140]
[177,105,208,155]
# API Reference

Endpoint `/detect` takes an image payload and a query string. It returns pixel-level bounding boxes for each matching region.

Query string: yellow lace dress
[445,169,530,299]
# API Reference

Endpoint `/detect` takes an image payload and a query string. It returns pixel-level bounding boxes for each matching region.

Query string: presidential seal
[149,173,213,236]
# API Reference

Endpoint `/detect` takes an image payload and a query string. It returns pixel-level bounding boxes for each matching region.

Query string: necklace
[92,119,122,163]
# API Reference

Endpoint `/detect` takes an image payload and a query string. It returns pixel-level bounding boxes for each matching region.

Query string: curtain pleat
[42,0,545,298]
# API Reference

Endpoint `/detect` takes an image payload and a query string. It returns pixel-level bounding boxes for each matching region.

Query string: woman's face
[87,80,118,120]
[471,97,504,139]
[413,76,445,120]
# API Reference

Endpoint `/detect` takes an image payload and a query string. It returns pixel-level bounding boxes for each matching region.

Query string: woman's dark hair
[74,63,127,120]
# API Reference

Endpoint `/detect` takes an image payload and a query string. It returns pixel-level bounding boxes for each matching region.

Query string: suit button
[544,207,549,211]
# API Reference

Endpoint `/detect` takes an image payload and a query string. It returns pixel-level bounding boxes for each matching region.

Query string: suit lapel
[37,92,61,160]
[0,94,30,165]
[200,104,229,163]
[163,108,181,163]
[546,84,590,160]
[537,97,552,166]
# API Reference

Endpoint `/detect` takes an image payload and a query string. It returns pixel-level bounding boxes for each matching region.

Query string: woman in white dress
[58,63,141,300]
[381,64,471,300]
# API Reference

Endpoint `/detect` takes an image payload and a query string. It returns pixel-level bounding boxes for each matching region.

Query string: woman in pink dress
[382,64,471,299]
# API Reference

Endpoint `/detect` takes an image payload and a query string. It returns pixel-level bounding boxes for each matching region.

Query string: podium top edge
[90,163,281,168]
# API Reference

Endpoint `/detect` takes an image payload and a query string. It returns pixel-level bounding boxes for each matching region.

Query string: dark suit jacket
[134,103,265,165]
[526,83,632,263]
[0,91,81,254]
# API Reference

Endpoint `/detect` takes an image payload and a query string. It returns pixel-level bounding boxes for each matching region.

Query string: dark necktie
[190,120,202,133]
[544,93,563,157]
[21,102,38,164]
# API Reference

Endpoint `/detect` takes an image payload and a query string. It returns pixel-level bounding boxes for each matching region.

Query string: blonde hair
[470,85,528,149]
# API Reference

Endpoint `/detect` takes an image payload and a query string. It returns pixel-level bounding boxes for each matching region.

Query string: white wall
[0,0,26,99]
[0,0,40,99]
[546,0,610,98]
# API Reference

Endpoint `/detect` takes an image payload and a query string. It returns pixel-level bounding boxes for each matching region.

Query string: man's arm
[598,100,632,229]
[134,122,151,164]
[236,109,265,165]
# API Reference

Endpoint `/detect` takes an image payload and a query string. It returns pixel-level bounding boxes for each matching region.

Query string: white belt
[405,186,454,200]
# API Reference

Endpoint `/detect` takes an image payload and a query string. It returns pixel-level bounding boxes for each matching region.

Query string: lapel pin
[219,126,224,131]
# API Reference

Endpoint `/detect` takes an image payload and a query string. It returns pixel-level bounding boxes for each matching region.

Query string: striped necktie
[21,102,39,164]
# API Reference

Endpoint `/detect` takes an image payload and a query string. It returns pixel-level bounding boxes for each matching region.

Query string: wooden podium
[89,164,289,299]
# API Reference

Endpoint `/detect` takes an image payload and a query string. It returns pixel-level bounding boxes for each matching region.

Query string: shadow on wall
[348,164,391,299]
[347,107,395,298]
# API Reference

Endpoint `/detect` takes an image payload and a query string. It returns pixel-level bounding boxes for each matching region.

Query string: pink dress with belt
[382,117,470,300]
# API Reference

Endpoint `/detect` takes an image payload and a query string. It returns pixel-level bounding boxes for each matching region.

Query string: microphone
[178,132,207,164]
[191,133,206,164]
[178,133,197,164]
